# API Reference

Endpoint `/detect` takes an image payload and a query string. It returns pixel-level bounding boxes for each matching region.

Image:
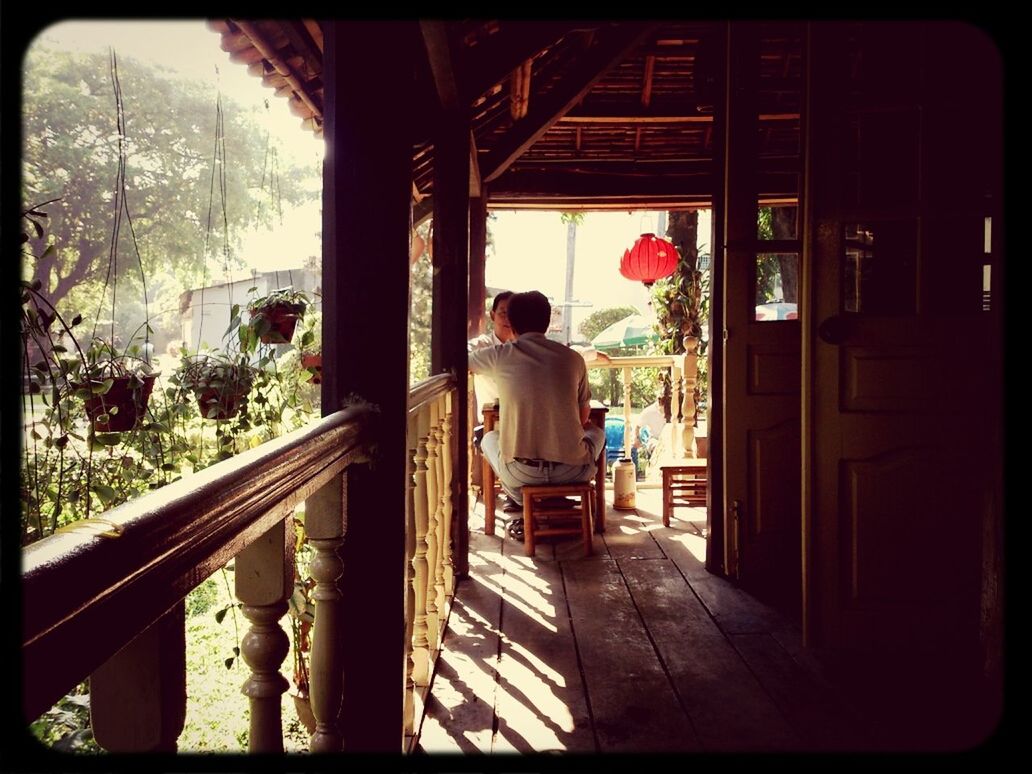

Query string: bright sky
[27,20,713,332]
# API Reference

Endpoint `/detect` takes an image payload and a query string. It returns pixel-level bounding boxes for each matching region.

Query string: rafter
[481,22,660,183]
[420,21,461,111]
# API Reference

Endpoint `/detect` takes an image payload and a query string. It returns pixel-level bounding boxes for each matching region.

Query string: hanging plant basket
[249,303,302,344]
[80,372,159,432]
[301,353,322,384]
[179,356,257,421]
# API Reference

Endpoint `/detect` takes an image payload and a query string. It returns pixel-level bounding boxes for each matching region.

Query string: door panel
[722,23,803,618]
[804,21,1002,730]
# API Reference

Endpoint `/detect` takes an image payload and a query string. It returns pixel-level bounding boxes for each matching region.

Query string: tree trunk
[562,220,577,344]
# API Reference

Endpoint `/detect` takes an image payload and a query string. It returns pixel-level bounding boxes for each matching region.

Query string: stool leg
[582,496,592,557]
[662,471,671,527]
[524,498,535,557]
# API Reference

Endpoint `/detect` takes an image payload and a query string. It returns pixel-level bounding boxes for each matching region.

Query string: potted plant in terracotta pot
[71,336,159,433]
[247,287,310,345]
[177,353,257,420]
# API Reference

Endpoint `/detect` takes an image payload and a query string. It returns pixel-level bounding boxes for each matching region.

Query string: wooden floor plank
[620,557,798,752]
[416,529,502,753]
[563,555,700,752]
[490,548,595,753]
[729,632,873,751]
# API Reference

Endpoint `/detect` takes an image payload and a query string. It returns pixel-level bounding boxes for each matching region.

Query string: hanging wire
[92,48,151,362]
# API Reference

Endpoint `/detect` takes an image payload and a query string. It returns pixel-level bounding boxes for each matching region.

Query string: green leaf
[92,483,117,504]
[161,462,177,472]
[215,607,228,624]
[94,432,123,446]
[70,314,82,327]
[91,378,114,395]
[224,657,235,669]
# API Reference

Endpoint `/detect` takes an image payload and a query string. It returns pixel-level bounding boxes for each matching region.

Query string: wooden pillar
[432,110,471,586]
[322,21,413,752]
[705,22,729,575]
[468,193,488,340]
[236,521,293,753]
[90,602,186,752]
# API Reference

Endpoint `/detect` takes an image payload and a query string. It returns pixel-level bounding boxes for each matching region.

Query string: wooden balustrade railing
[588,353,699,461]
[20,373,464,753]
[402,373,457,749]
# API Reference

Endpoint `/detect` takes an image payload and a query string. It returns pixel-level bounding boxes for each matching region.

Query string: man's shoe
[502,496,522,513]
[507,518,525,542]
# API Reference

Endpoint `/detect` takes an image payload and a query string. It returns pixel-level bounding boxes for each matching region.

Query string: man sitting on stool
[469,290,605,540]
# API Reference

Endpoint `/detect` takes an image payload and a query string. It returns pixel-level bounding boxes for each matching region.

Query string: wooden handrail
[587,354,682,369]
[21,406,375,723]
[407,373,455,416]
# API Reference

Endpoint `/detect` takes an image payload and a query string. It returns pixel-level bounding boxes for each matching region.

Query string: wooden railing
[21,373,461,754]
[403,373,457,749]
[587,353,700,462]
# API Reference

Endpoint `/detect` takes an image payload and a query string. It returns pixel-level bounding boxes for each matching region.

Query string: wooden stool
[521,482,595,557]
[661,461,708,527]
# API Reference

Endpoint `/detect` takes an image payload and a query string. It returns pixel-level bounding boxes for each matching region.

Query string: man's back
[469,331,591,466]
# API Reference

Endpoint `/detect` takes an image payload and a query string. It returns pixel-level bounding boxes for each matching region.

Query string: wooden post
[622,366,632,458]
[433,110,471,590]
[468,194,488,340]
[705,22,729,576]
[670,359,682,459]
[432,400,448,624]
[236,520,293,754]
[90,602,186,752]
[322,21,413,752]
[304,474,346,752]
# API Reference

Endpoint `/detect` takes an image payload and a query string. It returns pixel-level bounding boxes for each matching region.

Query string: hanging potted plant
[70,337,159,433]
[247,287,310,345]
[178,353,257,420]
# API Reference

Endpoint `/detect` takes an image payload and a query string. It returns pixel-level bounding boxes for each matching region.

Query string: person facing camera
[468,290,605,537]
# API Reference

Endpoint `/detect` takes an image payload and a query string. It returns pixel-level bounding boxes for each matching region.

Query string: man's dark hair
[507,290,551,334]
[491,290,514,312]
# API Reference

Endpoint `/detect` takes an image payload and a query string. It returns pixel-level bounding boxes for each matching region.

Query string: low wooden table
[482,400,608,537]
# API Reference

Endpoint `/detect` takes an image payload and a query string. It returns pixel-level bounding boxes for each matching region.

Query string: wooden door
[803,22,1003,742]
[722,23,803,618]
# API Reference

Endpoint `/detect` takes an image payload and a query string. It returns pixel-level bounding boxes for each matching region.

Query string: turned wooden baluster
[441,391,455,597]
[424,401,441,651]
[236,520,293,753]
[670,359,683,459]
[682,339,698,458]
[403,414,418,739]
[304,473,347,752]
[622,366,633,458]
[90,602,186,751]
[413,406,435,667]
[431,397,448,621]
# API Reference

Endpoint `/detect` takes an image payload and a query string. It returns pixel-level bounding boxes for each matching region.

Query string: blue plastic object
[604,416,639,471]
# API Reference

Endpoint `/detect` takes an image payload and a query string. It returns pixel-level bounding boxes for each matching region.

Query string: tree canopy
[578,305,638,343]
[21,45,319,332]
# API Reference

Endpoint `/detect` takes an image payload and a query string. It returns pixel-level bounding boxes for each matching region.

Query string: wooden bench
[661,460,708,527]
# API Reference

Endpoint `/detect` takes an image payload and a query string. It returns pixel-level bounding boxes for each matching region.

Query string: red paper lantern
[619,233,679,287]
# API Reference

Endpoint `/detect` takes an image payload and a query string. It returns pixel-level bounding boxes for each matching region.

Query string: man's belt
[513,457,560,467]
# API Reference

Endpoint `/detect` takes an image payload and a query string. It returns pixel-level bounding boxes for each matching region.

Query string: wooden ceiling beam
[420,21,461,111]
[560,109,799,124]
[482,22,660,184]
[461,21,588,104]
[489,169,796,200]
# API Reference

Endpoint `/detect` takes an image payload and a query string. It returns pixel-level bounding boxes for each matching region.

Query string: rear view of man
[469,290,605,538]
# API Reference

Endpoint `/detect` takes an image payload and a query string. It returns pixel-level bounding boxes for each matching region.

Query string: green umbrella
[591,313,657,351]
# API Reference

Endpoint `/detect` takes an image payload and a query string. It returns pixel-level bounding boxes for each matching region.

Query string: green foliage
[409,220,433,384]
[28,682,99,753]
[21,44,317,319]
[578,306,637,343]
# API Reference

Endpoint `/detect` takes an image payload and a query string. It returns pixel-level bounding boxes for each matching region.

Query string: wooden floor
[415,487,880,754]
